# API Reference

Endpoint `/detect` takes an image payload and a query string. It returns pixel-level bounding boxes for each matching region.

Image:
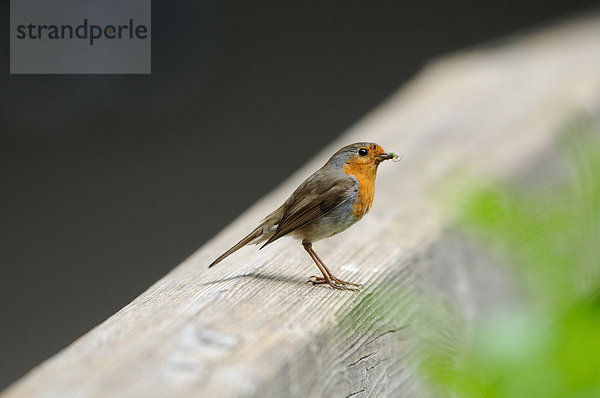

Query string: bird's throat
[343,163,377,220]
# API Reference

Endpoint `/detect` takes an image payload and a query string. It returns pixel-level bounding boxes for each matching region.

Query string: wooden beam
[4,15,600,398]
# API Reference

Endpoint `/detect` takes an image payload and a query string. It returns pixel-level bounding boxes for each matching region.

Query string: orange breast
[343,162,377,221]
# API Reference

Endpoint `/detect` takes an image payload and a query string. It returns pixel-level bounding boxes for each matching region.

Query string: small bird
[209,142,397,290]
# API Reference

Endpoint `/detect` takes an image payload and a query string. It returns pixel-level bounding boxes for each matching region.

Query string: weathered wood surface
[4,15,600,398]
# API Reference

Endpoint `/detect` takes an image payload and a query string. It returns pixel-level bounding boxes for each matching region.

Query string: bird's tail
[208,225,266,268]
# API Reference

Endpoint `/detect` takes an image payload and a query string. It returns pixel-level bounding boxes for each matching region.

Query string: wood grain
[4,15,600,398]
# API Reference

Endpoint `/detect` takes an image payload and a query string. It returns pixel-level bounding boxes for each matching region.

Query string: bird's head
[328,142,396,171]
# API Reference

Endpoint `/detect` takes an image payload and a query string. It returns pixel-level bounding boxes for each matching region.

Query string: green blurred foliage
[421,117,600,397]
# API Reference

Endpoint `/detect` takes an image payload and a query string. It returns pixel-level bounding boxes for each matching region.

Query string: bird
[208,142,397,290]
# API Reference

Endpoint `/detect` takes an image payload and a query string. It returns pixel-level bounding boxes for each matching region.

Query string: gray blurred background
[1,0,597,389]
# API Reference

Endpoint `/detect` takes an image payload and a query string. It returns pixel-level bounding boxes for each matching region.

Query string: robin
[209,142,398,290]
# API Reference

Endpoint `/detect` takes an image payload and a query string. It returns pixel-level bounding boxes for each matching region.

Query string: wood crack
[365,327,406,346]
[345,388,365,398]
[347,352,375,367]
[366,358,387,371]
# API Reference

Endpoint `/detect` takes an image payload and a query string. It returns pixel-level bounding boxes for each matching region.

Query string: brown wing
[261,169,355,247]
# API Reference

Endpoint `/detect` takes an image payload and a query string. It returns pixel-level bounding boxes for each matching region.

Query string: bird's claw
[308,276,361,291]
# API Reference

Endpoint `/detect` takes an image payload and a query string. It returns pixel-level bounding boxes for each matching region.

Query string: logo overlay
[10,0,151,74]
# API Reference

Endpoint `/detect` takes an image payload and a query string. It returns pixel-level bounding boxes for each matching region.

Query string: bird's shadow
[199,270,310,288]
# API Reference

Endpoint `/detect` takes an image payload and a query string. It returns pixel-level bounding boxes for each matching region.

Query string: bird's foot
[308,276,361,290]
[328,275,361,288]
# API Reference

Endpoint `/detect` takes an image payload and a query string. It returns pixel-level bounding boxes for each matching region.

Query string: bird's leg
[302,242,338,287]
[310,247,361,288]
[302,243,360,290]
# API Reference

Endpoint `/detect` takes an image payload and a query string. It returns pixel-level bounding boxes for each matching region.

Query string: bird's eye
[358,148,368,156]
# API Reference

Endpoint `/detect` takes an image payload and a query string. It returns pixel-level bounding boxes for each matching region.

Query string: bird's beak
[375,153,395,162]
